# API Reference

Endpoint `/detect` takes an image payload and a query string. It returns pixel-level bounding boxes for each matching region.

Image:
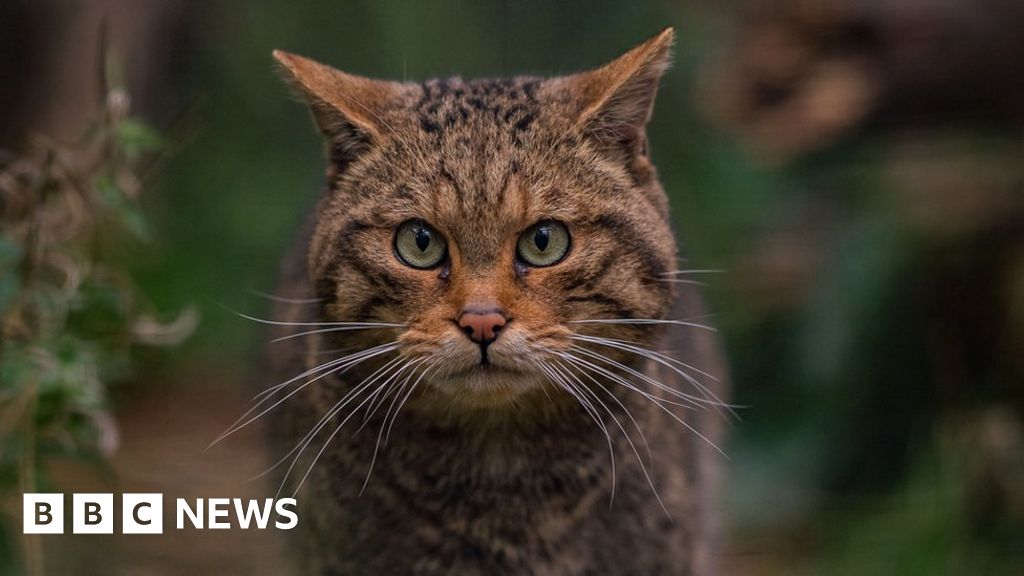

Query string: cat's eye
[394,219,448,269]
[516,220,571,267]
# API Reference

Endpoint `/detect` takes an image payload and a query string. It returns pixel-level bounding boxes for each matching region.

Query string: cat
[260,28,728,575]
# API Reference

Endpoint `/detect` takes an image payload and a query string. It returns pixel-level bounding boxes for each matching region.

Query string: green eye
[394,219,447,269]
[516,220,571,267]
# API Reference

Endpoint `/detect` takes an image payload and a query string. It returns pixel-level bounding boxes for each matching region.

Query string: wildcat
[258,28,727,575]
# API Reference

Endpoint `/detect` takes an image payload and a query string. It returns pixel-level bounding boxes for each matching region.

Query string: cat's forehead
[412,77,544,137]
[354,77,583,243]
[345,75,624,236]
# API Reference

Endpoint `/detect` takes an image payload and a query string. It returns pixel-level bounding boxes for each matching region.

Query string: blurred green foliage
[0,86,194,572]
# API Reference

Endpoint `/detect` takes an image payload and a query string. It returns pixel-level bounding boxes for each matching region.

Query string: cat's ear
[564,28,674,157]
[273,50,398,166]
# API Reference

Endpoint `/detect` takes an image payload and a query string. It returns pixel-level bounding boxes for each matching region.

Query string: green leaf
[94,176,151,242]
[114,118,163,158]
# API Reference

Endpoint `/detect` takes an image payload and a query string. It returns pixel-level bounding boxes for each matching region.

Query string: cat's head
[275,29,678,408]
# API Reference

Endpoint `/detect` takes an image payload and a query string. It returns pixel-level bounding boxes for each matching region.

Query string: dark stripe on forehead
[495,160,519,206]
[438,162,466,210]
[414,77,543,138]
[394,184,413,199]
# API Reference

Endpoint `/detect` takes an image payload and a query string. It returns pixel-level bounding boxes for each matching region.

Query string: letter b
[85,502,102,525]
[23,494,64,534]
[73,494,113,534]
[38,502,52,525]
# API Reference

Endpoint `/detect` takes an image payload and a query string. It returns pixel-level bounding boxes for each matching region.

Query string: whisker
[250,290,323,304]
[657,269,725,275]
[535,360,618,504]
[569,344,723,409]
[247,367,386,483]
[570,334,738,416]
[559,348,702,411]
[656,278,708,287]
[560,358,655,470]
[545,360,621,505]
[360,358,429,494]
[309,346,361,356]
[383,360,441,446]
[211,343,398,448]
[288,359,412,498]
[269,324,405,343]
[552,358,670,519]
[357,358,423,434]
[568,318,717,333]
[227,306,405,329]
[272,356,408,496]
[558,353,727,458]
[251,342,396,404]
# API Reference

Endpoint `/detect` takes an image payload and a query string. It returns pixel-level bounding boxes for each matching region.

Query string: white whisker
[288,358,412,498]
[247,366,387,483]
[570,334,738,416]
[251,342,396,404]
[229,307,405,329]
[273,356,408,496]
[535,360,618,503]
[250,290,324,304]
[357,358,423,434]
[558,348,701,411]
[270,323,405,343]
[657,269,725,275]
[558,353,727,458]
[383,360,440,446]
[568,318,717,332]
[567,360,654,469]
[360,358,429,493]
[552,358,670,518]
[657,278,708,287]
[212,343,398,448]
[569,344,719,409]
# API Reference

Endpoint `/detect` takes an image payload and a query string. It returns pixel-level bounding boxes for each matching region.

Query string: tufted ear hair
[273,50,402,171]
[560,28,674,161]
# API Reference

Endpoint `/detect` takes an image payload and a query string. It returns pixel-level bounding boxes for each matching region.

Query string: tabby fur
[265,28,726,575]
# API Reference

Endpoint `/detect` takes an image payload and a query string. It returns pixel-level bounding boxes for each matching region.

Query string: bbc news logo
[23,494,298,534]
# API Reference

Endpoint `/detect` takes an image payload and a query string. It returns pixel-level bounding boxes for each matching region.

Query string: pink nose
[457,309,507,344]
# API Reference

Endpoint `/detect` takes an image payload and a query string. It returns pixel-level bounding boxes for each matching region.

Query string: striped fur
[266,28,726,575]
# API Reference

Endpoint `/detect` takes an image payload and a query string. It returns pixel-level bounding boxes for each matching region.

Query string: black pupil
[534,227,550,252]
[414,227,431,252]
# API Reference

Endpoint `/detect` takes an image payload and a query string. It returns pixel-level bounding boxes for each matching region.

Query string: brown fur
[265,28,727,575]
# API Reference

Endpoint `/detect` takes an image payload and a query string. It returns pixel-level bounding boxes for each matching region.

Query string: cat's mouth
[457,362,525,378]
[431,364,547,406]
[431,357,541,391]
[467,363,520,376]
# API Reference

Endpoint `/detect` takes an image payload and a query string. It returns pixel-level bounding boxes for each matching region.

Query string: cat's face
[277,29,677,406]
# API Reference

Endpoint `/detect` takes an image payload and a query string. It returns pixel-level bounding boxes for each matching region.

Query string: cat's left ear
[273,50,402,170]
[561,27,674,159]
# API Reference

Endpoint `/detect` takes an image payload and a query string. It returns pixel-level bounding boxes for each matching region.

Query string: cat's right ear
[273,50,398,167]
[554,28,674,164]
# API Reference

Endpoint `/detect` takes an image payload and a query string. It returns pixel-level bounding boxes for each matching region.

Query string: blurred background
[1,0,1022,574]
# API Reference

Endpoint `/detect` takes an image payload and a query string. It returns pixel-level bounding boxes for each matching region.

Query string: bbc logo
[23,493,163,534]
